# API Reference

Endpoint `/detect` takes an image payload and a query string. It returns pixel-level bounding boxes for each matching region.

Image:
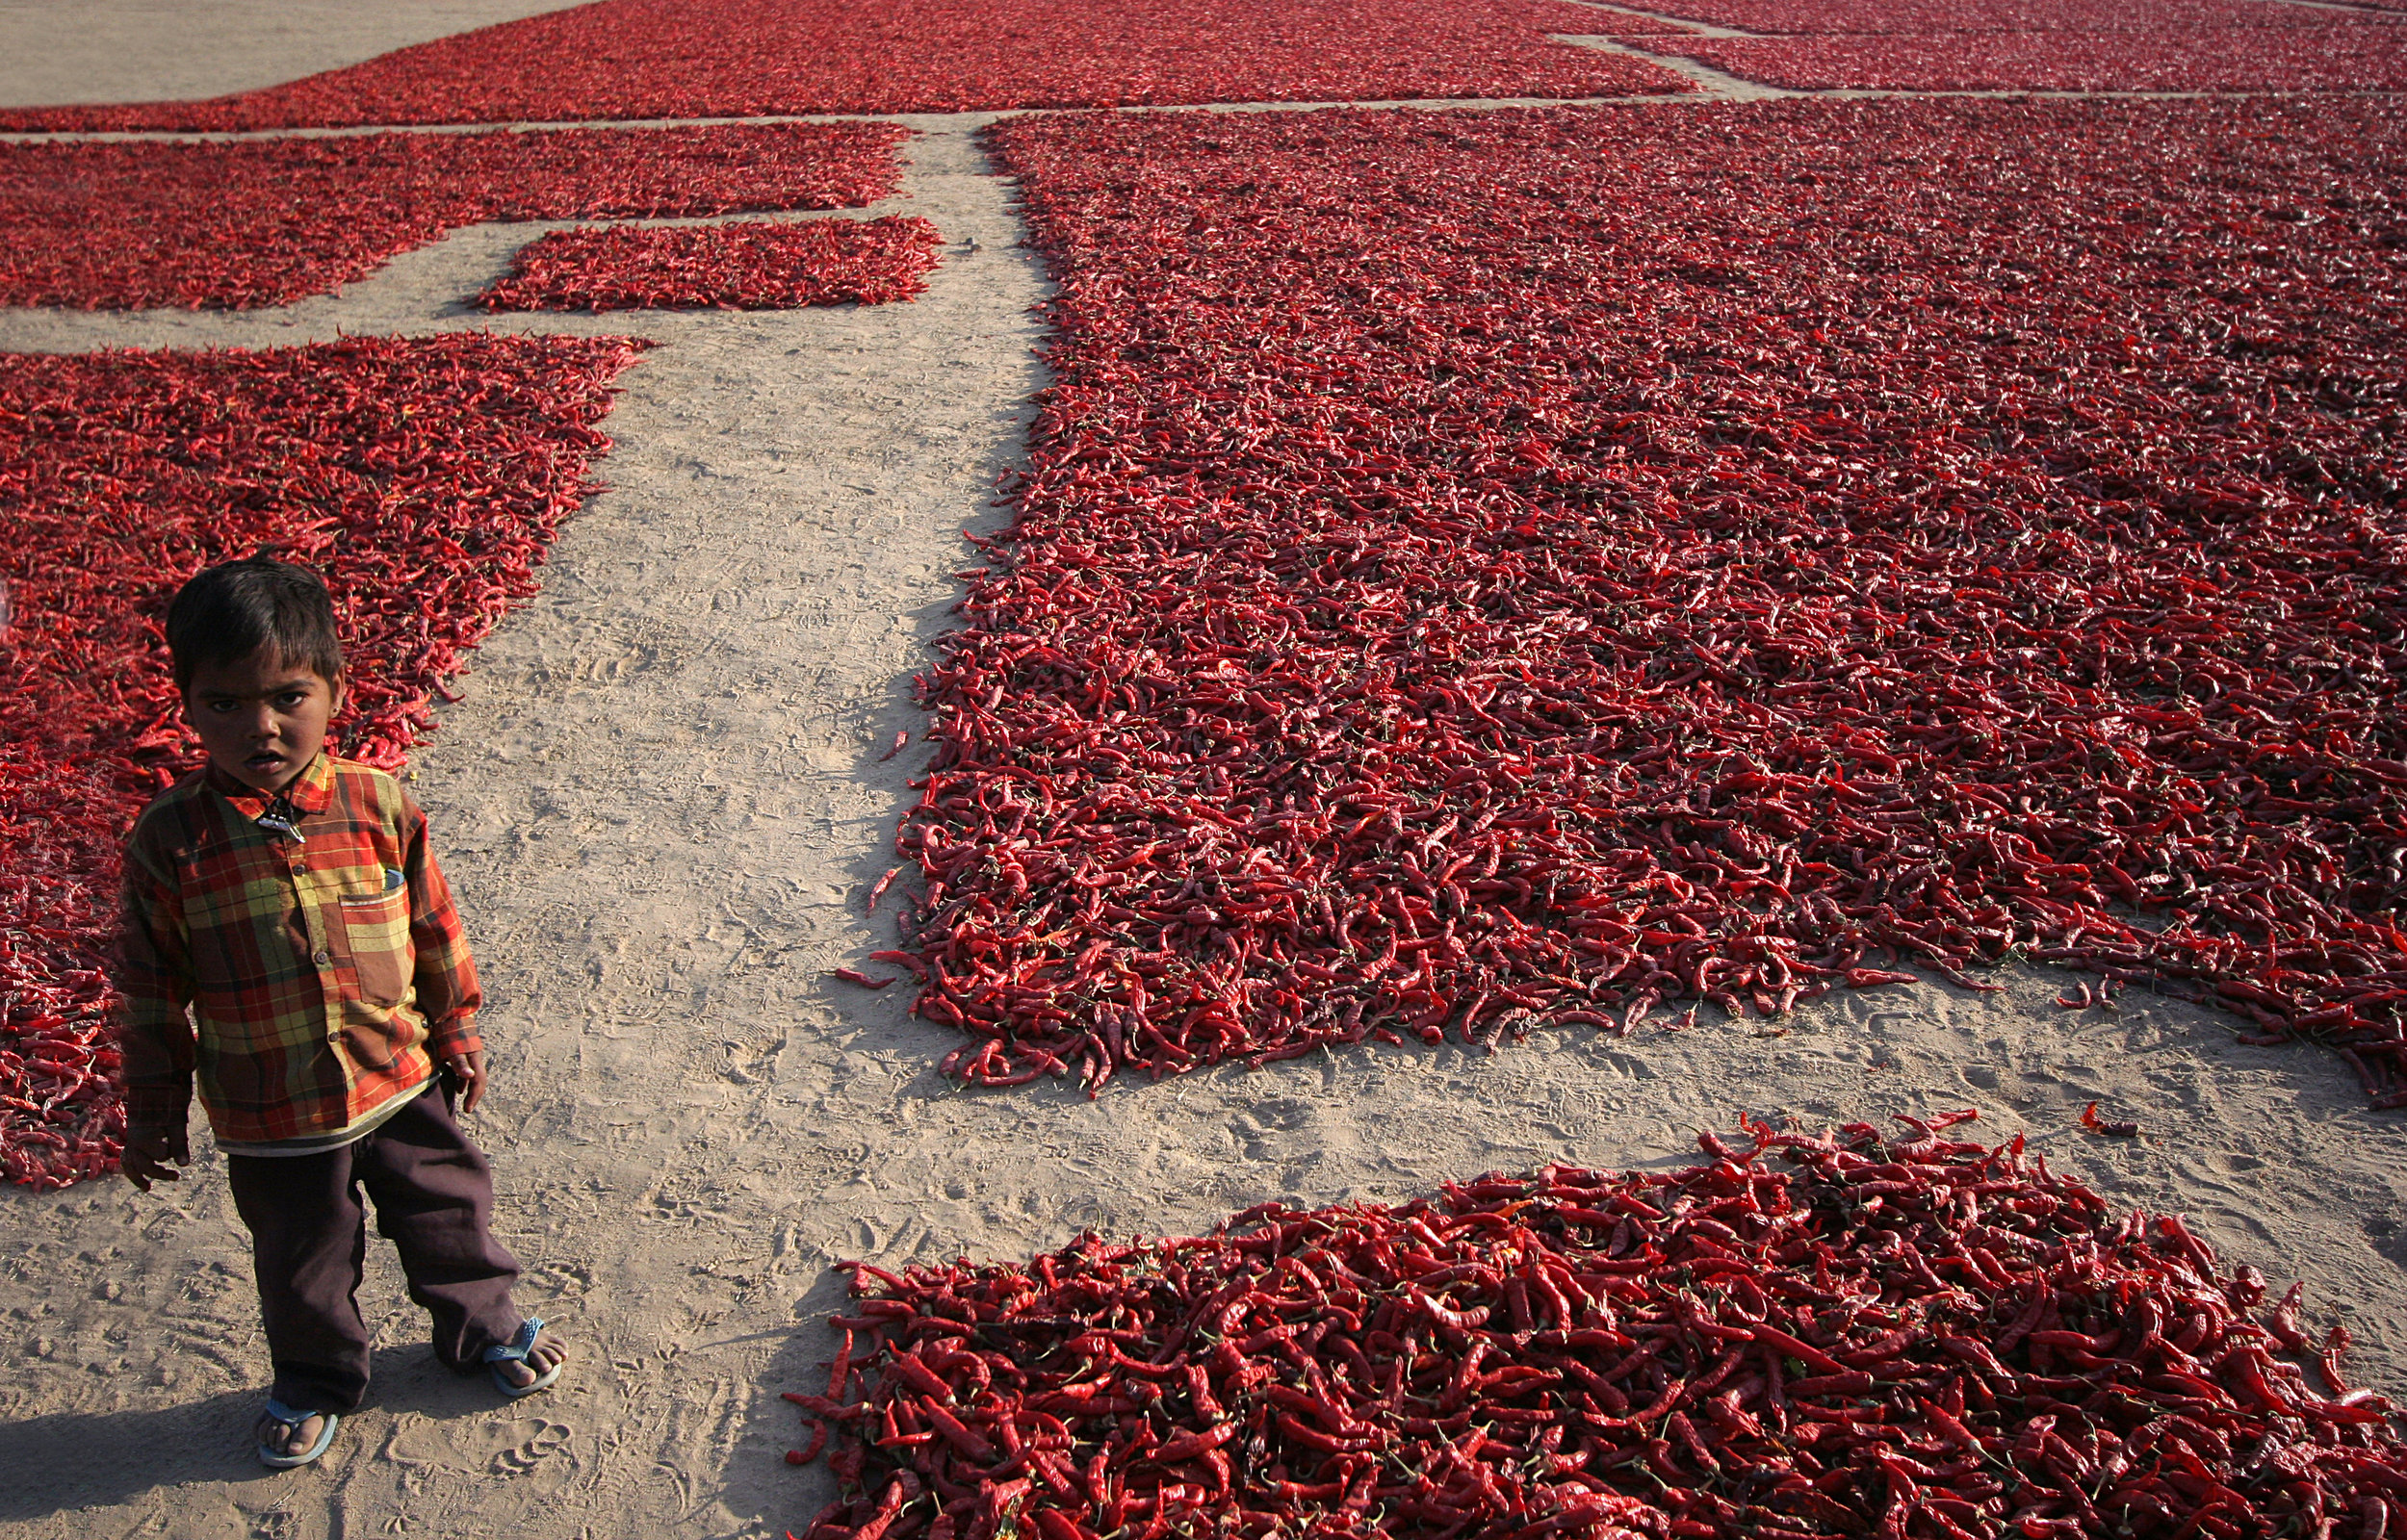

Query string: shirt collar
[206,751,336,818]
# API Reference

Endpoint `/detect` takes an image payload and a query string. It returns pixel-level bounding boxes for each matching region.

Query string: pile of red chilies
[789,1113,2404,1540]
[0,121,905,310]
[883,99,2406,1100]
[0,0,1689,133]
[1656,24,2407,90]
[477,215,945,313]
[1639,0,2379,32]
[0,334,644,1189]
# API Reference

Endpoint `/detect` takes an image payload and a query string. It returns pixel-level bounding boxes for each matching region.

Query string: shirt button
[313,949,332,967]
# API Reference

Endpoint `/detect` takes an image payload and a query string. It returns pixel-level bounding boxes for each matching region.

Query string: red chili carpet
[0,335,645,1188]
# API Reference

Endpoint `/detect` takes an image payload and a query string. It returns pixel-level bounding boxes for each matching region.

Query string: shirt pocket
[336,869,414,1008]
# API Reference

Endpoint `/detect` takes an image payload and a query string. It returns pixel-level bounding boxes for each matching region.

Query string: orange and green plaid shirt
[115,752,482,1145]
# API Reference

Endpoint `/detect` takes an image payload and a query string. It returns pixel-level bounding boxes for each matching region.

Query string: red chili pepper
[783,1117,2406,1540]
[2080,1101,2139,1139]
[0,122,909,311]
[2265,1282,2312,1351]
[0,0,1691,133]
[476,216,945,315]
[1648,23,2407,94]
[866,98,2407,1112]
[0,333,643,1189]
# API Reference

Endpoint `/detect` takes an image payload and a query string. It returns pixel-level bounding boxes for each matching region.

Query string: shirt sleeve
[399,787,483,1060]
[114,822,195,1134]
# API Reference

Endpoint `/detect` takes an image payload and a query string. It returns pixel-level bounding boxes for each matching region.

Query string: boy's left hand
[121,1125,190,1193]
[443,1050,487,1114]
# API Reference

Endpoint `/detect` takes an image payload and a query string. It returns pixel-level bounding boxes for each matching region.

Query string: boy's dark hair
[165,555,345,694]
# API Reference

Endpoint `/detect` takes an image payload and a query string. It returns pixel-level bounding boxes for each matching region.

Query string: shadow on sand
[0,1342,529,1521]
[0,1385,271,1520]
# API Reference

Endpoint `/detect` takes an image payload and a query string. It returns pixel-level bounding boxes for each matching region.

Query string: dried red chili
[791,1114,2404,1540]
[0,122,906,311]
[0,0,1692,133]
[475,216,944,313]
[2078,1102,2140,1138]
[0,335,645,1188]
[1648,23,2407,90]
[884,98,2407,1100]
[1628,0,2384,30]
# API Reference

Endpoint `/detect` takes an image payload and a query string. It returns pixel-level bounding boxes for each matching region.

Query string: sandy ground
[0,1,601,108]
[4,12,2406,1540]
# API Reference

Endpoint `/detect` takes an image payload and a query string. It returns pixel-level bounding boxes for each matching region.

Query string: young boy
[116,554,566,1468]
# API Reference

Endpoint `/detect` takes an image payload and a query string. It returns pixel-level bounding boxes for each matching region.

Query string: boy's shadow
[0,1386,266,1518]
[0,1347,498,1519]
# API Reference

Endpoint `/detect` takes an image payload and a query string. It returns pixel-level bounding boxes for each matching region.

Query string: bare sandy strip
[3,15,2405,1540]
[0,1,602,110]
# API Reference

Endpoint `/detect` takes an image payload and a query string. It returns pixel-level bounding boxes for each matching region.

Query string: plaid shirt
[116,753,482,1144]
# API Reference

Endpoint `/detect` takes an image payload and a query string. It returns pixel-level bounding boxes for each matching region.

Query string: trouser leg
[226,1146,373,1415]
[352,1086,525,1370]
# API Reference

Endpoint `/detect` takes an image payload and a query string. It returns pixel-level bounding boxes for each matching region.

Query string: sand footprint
[529,1259,594,1300]
[489,1418,573,1477]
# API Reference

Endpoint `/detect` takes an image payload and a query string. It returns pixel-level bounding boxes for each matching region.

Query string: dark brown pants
[226,1084,524,1415]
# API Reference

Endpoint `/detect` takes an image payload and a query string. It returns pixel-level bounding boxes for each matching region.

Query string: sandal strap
[263,1398,319,1428]
[481,1318,545,1365]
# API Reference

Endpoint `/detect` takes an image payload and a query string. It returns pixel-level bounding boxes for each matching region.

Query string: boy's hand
[443,1049,487,1115]
[120,1126,189,1193]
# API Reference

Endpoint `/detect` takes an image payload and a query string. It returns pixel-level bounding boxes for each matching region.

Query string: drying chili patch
[788,1113,2406,1540]
[0,334,644,1189]
[1635,0,2384,31]
[0,121,905,311]
[0,0,1690,133]
[475,215,945,313]
[890,99,2407,1099]
[1651,23,2407,90]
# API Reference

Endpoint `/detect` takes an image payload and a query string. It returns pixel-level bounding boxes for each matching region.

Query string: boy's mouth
[245,751,287,773]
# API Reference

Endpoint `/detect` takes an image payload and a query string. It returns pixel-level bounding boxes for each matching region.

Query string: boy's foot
[256,1399,340,1468]
[258,1410,324,1456]
[495,1329,565,1390]
[484,1320,567,1397]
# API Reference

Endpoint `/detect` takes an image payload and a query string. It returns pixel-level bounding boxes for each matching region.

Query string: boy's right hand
[120,1126,190,1193]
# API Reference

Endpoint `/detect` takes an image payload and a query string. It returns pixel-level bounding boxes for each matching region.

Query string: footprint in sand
[489,1419,573,1476]
[529,1259,594,1300]
[2364,1215,2407,1268]
[244,1506,298,1540]
[385,1413,573,1477]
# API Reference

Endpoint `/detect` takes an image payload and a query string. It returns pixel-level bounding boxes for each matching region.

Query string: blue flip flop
[483,1318,563,1399]
[257,1399,339,1468]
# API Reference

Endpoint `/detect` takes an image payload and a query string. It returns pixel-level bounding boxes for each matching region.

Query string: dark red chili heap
[1598,0,2375,30]
[0,121,906,310]
[0,335,646,1189]
[789,1113,2403,1540]
[1654,24,2407,91]
[892,99,2407,1098]
[0,0,1691,134]
[476,215,945,313]
[1615,0,2407,89]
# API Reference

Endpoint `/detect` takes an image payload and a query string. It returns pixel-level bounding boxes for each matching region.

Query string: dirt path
[4,15,2405,1540]
[0,1,599,110]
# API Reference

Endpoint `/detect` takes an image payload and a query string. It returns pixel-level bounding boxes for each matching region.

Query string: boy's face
[181,649,345,795]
